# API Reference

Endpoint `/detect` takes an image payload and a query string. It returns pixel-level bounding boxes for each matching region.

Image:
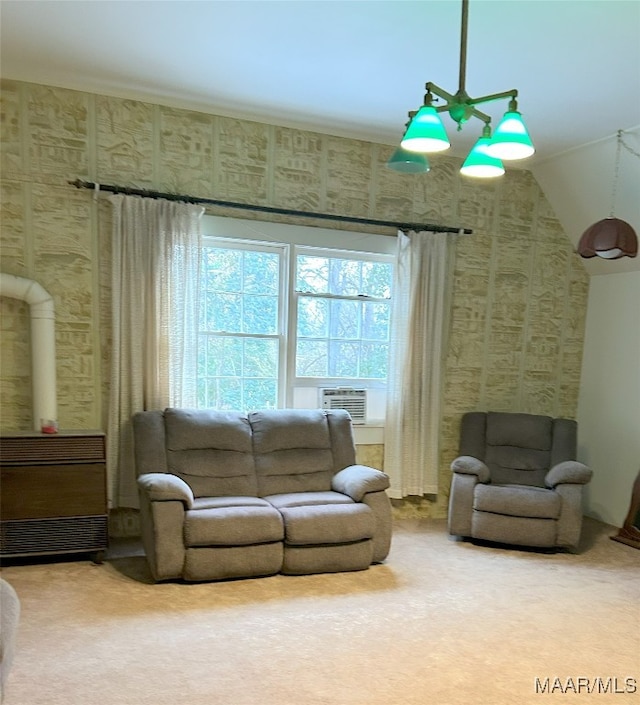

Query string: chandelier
[388,0,534,177]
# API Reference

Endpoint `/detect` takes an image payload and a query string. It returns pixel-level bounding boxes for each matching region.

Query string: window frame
[198,236,289,410]
[287,245,393,404]
[199,215,397,417]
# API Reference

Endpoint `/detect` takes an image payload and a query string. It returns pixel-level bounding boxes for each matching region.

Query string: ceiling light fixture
[386,112,431,174]
[388,0,534,178]
[577,130,639,259]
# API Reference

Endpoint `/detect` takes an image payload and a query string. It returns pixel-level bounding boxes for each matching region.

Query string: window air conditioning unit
[321,388,367,424]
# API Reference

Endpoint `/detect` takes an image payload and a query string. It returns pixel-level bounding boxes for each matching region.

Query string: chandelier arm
[467,89,518,108]
[425,82,456,104]
[433,103,491,124]
[465,106,492,124]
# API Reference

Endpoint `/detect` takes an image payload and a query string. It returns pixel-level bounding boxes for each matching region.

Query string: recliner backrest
[250,409,356,496]
[132,407,358,499]
[459,411,577,487]
[164,408,257,497]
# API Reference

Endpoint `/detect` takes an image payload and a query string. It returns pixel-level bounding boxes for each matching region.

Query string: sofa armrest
[138,473,194,508]
[332,465,390,502]
[545,460,592,488]
[451,455,490,483]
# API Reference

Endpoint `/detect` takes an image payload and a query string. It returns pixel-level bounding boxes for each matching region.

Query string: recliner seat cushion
[474,483,561,519]
[191,496,271,511]
[265,491,354,509]
[184,504,283,547]
[279,503,374,546]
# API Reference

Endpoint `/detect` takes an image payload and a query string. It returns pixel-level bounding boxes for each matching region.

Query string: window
[197,217,395,417]
[198,241,286,411]
[294,250,392,381]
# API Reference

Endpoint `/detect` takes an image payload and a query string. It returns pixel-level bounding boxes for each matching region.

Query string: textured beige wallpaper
[0,80,589,519]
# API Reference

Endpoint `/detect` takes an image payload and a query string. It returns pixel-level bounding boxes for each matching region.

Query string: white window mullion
[285,247,299,407]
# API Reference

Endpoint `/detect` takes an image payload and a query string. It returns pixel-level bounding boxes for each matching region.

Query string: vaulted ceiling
[2,0,639,272]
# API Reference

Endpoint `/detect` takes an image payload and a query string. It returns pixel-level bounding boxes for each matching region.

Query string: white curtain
[384,229,455,498]
[108,195,203,508]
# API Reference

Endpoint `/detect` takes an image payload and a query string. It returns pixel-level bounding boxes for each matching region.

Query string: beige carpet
[1,518,638,705]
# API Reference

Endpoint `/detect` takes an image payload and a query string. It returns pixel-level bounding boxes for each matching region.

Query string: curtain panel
[384,229,456,499]
[108,195,203,508]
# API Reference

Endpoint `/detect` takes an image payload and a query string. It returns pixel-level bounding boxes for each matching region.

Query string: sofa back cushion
[250,409,352,496]
[484,412,553,487]
[164,408,257,497]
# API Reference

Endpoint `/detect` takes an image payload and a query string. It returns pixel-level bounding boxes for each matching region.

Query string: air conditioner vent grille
[321,388,367,424]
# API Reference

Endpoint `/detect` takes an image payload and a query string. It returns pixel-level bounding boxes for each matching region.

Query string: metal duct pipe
[0,273,57,432]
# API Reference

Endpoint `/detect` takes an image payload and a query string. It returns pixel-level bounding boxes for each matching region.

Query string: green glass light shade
[484,110,535,160]
[387,147,431,174]
[400,106,450,153]
[460,136,505,178]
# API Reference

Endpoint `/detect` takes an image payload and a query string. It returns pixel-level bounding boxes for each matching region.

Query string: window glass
[294,251,392,382]
[197,237,393,413]
[198,244,282,410]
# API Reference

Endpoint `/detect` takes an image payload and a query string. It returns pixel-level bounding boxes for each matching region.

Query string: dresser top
[1,430,104,438]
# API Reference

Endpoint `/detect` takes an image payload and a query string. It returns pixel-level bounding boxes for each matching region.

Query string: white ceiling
[1,0,639,164]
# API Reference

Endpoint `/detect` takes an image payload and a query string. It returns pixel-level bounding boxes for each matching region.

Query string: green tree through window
[197,241,392,412]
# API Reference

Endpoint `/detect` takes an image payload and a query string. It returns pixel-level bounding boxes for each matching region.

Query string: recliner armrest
[451,455,490,483]
[138,473,194,508]
[545,460,592,488]
[332,465,390,502]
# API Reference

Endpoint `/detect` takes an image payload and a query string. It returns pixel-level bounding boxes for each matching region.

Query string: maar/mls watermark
[534,677,637,695]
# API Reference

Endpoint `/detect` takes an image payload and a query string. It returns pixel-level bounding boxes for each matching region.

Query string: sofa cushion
[191,496,273,511]
[473,483,561,519]
[250,410,336,496]
[484,446,550,487]
[164,409,257,497]
[184,544,283,581]
[485,412,553,487]
[264,491,354,509]
[282,541,373,575]
[486,412,553,451]
[184,504,283,547]
[279,503,374,546]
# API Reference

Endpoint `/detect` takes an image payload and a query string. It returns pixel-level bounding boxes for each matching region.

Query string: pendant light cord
[610,129,640,217]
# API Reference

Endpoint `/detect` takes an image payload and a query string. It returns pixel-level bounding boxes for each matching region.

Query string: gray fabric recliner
[448,412,592,550]
[133,408,392,582]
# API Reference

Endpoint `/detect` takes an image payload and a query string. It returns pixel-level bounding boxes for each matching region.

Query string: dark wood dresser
[0,431,108,562]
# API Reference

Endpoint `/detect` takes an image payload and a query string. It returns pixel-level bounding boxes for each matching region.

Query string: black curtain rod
[69,179,472,235]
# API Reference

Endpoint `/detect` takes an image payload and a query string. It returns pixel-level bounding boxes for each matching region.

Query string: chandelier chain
[610,130,640,217]
[610,131,622,217]
[619,132,640,159]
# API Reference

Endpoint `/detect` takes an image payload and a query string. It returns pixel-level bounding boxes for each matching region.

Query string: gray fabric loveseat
[133,408,392,582]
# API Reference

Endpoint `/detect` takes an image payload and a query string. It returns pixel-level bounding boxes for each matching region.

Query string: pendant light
[400,105,450,154]
[388,0,534,177]
[388,112,432,173]
[387,147,431,174]
[577,130,638,260]
[460,125,505,178]
[483,101,535,161]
